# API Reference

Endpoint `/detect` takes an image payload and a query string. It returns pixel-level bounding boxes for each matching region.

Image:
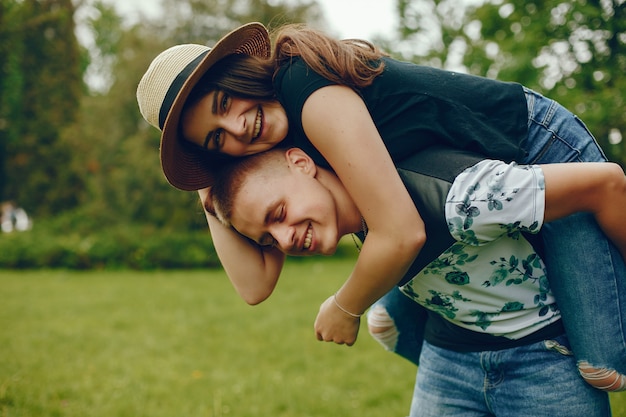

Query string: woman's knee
[367,304,400,352]
[578,361,626,392]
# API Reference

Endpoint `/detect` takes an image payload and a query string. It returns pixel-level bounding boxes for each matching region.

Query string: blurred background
[2,3,626,414]
[1,0,624,269]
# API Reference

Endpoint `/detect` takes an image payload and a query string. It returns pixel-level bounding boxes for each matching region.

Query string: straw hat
[136,22,271,191]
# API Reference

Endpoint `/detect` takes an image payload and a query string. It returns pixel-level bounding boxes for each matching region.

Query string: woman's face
[229,162,341,257]
[181,90,289,156]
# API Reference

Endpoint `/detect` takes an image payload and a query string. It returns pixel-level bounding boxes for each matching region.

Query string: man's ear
[284,148,317,177]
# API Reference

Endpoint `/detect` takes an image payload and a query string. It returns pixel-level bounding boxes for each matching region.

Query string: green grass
[1,259,625,416]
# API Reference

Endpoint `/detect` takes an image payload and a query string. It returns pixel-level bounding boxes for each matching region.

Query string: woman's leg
[367,286,426,366]
[522,87,626,391]
[542,215,626,390]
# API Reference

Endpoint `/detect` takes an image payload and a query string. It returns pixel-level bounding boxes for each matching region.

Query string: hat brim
[160,22,270,191]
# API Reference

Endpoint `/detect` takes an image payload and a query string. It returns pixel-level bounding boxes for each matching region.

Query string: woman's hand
[314,294,361,346]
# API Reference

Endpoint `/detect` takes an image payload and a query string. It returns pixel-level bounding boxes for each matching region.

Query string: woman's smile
[252,106,263,142]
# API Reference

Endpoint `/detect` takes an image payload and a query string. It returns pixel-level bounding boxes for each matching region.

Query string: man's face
[229,158,341,256]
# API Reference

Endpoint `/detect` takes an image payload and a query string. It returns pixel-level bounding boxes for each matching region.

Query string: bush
[0,209,358,269]
[0,216,219,270]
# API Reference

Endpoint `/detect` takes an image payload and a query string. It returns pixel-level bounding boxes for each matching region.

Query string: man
[207,145,622,416]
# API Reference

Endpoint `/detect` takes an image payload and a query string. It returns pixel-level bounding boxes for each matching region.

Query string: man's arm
[199,188,286,304]
[541,162,625,260]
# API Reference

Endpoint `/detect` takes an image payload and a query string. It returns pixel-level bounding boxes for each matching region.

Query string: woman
[136,22,626,390]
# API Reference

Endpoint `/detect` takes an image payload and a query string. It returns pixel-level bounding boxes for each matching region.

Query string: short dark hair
[211,147,289,225]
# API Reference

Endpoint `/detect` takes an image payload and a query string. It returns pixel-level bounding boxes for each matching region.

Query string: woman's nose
[222,114,246,140]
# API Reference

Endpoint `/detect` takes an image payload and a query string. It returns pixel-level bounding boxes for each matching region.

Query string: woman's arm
[541,163,626,260]
[302,86,426,345]
[198,188,286,305]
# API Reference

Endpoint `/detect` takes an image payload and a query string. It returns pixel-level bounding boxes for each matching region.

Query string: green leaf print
[501,301,524,312]
[500,220,541,240]
[468,302,524,331]
[487,195,503,211]
[447,218,480,245]
[468,310,496,331]
[487,267,509,286]
[424,290,472,320]
[445,270,470,285]
[425,244,480,281]
[402,284,420,300]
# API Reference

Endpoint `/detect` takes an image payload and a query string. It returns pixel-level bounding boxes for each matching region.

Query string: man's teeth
[304,225,312,249]
[253,107,262,139]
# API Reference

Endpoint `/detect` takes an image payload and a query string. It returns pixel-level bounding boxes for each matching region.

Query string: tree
[473,0,625,165]
[392,0,625,166]
[0,0,84,215]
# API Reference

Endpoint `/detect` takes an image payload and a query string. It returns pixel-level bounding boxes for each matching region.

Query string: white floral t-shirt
[399,160,560,340]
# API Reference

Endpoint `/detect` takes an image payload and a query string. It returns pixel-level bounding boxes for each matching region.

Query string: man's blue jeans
[409,336,610,417]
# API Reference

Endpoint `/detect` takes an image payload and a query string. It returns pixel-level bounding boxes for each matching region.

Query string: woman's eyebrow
[211,90,219,114]
[202,92,220,149]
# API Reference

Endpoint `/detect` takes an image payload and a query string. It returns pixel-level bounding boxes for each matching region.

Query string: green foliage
[392,0,625,167]
[156,0,325,42]
[1,0,84,215]
[0,0,23,201]
[472,0,626,166]
[0,210,219,269]
[82,1,124,92]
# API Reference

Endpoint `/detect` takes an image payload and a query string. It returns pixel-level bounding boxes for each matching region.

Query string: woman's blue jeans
[522,87,626,385]
[409,336,610,417]
[368,87,626,386]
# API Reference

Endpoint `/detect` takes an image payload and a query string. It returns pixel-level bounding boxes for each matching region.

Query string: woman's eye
[214,129,223,148]
[221,93,229,111]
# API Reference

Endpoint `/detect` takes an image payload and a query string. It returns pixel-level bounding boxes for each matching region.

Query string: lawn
[1,259,625,416]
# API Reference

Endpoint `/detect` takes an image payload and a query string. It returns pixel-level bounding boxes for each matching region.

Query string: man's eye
[275,205,285,222]
[259,235,276,248]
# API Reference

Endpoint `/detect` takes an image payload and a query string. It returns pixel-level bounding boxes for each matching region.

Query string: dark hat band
[158,50,210,129]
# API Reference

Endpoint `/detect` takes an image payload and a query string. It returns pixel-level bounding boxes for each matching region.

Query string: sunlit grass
[0,259,415,416]
[1,259,624,416]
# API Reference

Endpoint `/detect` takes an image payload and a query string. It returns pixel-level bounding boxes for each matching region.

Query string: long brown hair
[272,24,386,89]
[187,24,386,108]
[186,53,276,108]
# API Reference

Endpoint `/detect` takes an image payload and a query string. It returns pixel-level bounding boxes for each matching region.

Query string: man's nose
[272,225,295,251]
